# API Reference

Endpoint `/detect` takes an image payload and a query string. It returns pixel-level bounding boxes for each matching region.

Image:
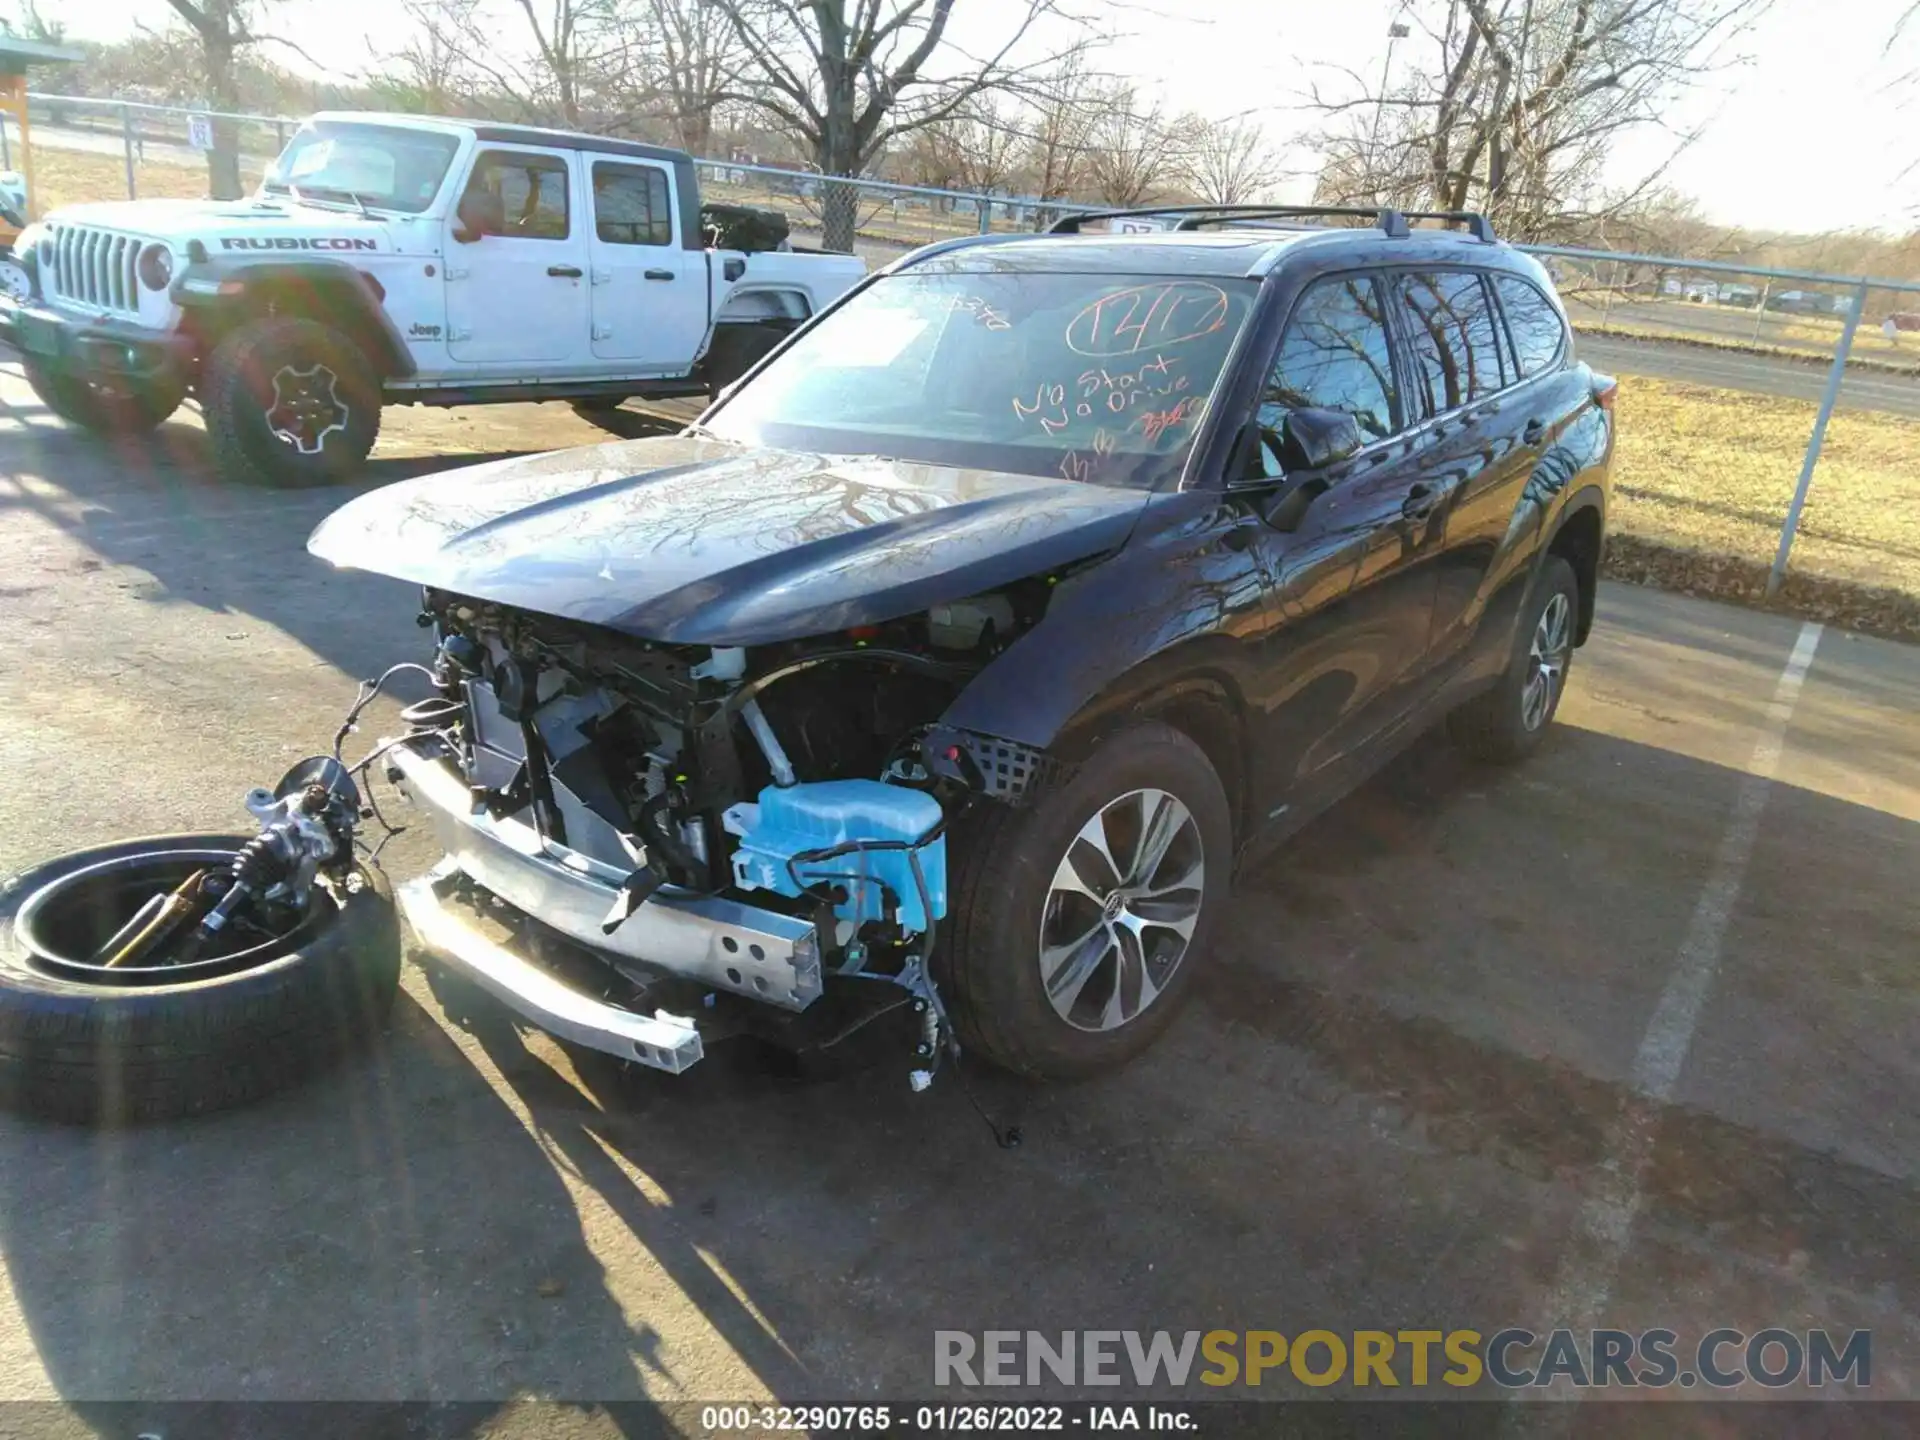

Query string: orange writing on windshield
[1067,282,1231,357]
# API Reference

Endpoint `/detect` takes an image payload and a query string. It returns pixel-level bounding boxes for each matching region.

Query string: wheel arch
[173,259,416,381]
[713,285,812,327]
[1544,486,1606,644]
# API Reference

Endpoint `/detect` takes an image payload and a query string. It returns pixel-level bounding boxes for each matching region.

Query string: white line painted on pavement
[1515,619,1823,1415]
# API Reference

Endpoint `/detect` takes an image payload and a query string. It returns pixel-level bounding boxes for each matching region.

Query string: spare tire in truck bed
[701,202,791,252]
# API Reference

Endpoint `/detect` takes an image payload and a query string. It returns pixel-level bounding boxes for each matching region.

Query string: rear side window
[463,151,570,239]
[1261,274,1399,442]
[1394,271,1505,414]
[592,161,674,246]
[1494,275,1566,377]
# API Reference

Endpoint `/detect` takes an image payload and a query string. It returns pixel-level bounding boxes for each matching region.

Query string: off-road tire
[703,323,786,404]
[203,317,382,487]
[1447,555,1581,763]
[941,721,1232,1080]
[0,834,401,1125]
[23,354,184,434]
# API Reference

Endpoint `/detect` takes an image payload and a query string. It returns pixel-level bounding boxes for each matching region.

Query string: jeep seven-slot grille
[42,223,144,317]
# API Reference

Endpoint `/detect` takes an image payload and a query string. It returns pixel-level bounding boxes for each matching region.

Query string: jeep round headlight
[136,243,173,290]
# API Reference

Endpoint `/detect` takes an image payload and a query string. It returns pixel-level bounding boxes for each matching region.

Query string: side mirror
[1278,407,1364,472]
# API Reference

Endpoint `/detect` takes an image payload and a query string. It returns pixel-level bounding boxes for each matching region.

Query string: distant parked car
[1716,284,1761,308]
[1888,312,1920,333]
[1768,290,1831,315]
[1682,280,1720,303]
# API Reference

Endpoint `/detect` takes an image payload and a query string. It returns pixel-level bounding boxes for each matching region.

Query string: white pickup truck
[0,113,866,486]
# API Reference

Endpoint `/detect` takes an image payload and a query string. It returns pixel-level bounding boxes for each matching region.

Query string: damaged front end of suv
[308,255,1264,1089]
[307,439,1150,1088]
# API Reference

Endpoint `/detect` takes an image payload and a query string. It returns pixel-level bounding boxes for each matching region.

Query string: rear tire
[0,835,401,1125]
[203,317,382,487]
[23,354,184,435]
[942,722,1231,1080]
[703,323,786,404]
[1447,555,1580,763]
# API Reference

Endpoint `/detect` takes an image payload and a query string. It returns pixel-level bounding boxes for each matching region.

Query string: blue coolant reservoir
[722,781,947,933]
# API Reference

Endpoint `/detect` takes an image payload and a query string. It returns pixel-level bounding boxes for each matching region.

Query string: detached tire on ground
[22,354,185,435]
[942,721,1232,1080]
[203,317,382,487]
[1447,554,1581,763]
[0,834,401,1125]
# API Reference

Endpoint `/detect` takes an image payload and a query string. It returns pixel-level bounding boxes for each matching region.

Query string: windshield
[263,123,461,214]
[708,270,1260,489]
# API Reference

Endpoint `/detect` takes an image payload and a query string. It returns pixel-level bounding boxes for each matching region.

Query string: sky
[47,0,1920,233]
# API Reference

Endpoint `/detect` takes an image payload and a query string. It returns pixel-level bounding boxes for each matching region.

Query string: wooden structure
[0,37,85,229]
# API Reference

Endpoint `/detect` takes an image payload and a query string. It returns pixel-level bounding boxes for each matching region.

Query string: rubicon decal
[220,236,379,251]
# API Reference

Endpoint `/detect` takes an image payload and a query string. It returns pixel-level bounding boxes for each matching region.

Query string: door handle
[1401,483,1437,521]
[547,264,583,278]
[644,268,675,281]
[1522,417,1547,445]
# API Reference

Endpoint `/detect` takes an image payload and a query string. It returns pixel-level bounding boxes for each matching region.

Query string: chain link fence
[9,94,1920,629]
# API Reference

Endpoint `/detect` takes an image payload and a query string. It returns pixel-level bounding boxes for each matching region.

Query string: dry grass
[1610,375,1920,636]
[24,143,265,213]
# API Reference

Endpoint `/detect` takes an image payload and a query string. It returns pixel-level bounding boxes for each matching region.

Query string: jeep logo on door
[220,237,379,251]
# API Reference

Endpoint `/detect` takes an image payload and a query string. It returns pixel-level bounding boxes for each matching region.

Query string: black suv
[310,204,1615,1086]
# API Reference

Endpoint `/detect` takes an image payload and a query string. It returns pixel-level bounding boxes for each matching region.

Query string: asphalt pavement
[0,370,1915,1432]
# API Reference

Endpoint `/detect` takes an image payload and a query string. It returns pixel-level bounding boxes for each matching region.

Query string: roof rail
[1046,202,1498,244]
[1399,210,1497,242]
[1047,203,1413,237]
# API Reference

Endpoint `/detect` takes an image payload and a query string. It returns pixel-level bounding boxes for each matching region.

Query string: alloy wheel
[1522,591,1574,732]
[264,362,349,454]
[1037,787,1206,1033]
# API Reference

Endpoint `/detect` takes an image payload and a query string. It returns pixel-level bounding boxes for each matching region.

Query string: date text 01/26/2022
[699,1403,1196,1432]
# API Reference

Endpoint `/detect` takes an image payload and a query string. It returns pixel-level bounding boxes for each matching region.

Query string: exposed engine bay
[358,577,1061,1089]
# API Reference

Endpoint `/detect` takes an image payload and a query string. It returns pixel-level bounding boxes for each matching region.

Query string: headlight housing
[10,221,41,263]
[136,243,174,291]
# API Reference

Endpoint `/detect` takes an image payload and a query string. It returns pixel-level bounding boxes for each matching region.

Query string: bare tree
[1082,84,1190,207]
[1181,115,1274,205]
[708,0,1092,250]
[401,0,606,127]
[594,0,752,152]
[165,0,269,198]
[1305,0,1769,242]
[1021,53,1099,205]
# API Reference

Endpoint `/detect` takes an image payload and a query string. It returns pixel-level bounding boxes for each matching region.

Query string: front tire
[1447,555,1580,763]
[203,317,382,487]
[0,834,401,1125]
[22,354,184,435]
[942,721,1231,1080]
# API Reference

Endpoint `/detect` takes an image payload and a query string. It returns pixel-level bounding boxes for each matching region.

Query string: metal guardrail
[13,92,1920,598]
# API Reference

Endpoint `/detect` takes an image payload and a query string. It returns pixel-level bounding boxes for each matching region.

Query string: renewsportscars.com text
[933,1328,1871,1390]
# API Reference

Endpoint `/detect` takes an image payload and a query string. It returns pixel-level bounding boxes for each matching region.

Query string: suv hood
[307,437,1154,645]
[45,197,397,252]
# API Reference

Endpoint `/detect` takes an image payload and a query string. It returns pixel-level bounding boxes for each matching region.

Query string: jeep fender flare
[172,258,416,378]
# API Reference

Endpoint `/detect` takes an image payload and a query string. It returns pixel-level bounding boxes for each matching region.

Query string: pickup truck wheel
[22,355,184,435]
[704,323,785,403]
[1447,555,1580,763]
[941,721,1231,1080]
[203,317,382,487]
[0,835,400,1125]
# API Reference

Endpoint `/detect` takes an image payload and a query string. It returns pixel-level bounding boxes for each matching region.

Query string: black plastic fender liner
[0,834,401,1125]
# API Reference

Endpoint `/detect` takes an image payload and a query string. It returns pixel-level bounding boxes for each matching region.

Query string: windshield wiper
[286,183,375,218]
